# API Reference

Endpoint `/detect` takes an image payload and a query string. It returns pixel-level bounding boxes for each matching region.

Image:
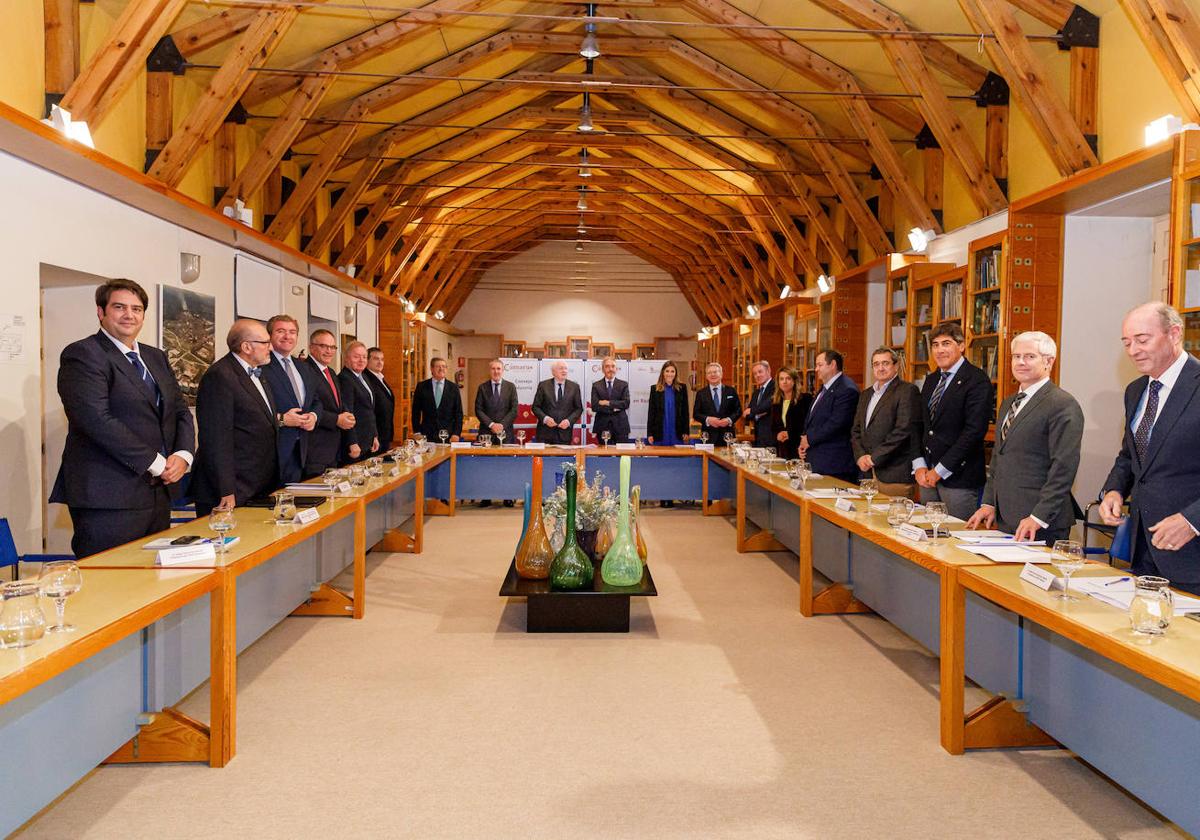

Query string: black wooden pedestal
[498,560,657,633]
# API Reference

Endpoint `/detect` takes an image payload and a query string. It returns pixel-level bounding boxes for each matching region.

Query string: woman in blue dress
[646,360,691,506]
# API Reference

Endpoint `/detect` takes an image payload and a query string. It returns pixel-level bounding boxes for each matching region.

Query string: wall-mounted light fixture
[180,253,201,284]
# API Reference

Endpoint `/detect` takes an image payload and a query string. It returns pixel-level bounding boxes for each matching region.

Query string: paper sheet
[1073,577,1200,613]
[956,544,1049,563]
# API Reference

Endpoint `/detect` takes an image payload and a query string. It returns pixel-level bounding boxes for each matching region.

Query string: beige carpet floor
[19,507,1175,839]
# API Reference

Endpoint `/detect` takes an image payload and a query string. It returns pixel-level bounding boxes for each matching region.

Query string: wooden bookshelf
[1172,130,1200,353]
[966,232,1006,420]
[500,340,525,357]
[398,314,427,440]
[733,319,758,404]
[783,302,820,393]
[885,266,910,360]
[907,264,959,386]
[818,257,880,385]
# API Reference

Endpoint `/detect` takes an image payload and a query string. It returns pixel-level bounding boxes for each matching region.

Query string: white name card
[525,442,546,449]
[1019,562,1058,591]
[337,481,353,494]
[896,523,927,542]
[834,497,855,512]
[615,443,636,450]
[695,443,715,451]
[451,441,472,449]
[293,507,320,525]
[156,543,217,567]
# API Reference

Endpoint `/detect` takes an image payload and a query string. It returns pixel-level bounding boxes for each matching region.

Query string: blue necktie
[1134,380,1163,462]
[928,370,951,415]
[248,367,262,379]
[126,351,161,407]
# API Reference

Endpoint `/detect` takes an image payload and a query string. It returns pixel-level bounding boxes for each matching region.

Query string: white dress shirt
[1131,350,1188,433]
[864,376,895,427]
[234,354,274,415]
[912,356,966,479]
[101,327,193,476]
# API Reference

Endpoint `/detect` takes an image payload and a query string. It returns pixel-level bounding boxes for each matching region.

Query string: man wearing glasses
[191,319,285,515]
[966,332,1083,543]
[303,329,356,476]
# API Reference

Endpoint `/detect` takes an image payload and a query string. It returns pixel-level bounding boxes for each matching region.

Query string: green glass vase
[601,456,643,586]
[550,465,594,590]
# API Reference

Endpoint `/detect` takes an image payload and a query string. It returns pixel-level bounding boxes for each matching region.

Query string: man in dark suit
[743,360,776,448]
[851,347,920,497]
[1101,303,1200,592]
[692,362,741,442]
[913,322,993,521]
[968,332,1083,543]
[365,346,396,450]
[49,279,195,557]
[339,341,380,462]
[590,357,631,444]
[302,328,356,477]
[261,314,318,485]
[191,320,282,515]
[474,358,518,444]
[532,360,583,444]
[800,349,859,482]
[412,356,464,444]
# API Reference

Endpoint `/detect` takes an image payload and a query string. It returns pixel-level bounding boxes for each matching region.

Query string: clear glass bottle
[550,464,594,590]
[602,457,643,586]
[0,580,47,649]
[515,459,553,580]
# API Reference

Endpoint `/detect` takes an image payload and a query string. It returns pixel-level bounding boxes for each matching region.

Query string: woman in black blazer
[646,360,690,446]
[770,367,811,460]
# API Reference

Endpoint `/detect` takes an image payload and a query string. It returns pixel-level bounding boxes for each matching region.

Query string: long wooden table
[716,448,1200,835]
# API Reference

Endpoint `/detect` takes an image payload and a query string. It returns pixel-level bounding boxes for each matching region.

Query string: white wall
[1059,216,1158,502]
[0,149,371,554]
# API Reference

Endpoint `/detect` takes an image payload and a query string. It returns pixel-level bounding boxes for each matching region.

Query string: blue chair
[0,518,74,580]
[170,473,196,525]
[1082,501,1132,568]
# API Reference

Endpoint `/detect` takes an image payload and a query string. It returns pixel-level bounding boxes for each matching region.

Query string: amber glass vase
[550,465,594,590]
[515,459,553,580]
[632,485,648,562]
[601,457,643,586]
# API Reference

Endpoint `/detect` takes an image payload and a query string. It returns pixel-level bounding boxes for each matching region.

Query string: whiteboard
[357,300,378,346]
[308,281,339,322]
[233,253,282,321]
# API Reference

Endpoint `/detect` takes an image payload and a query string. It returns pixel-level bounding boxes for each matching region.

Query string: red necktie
[324,367,340,407]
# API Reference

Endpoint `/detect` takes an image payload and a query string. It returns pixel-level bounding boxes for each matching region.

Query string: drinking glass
[439,430,449,446]
[887,497,915,528]
[350,464,367,487]
[323,467,339,493]
[517,429,527,447]
[1130,575,1174,635]
[766,447,777,461]
[1050,539,1085,601]
[635,437,646,450]
[479,434,492,447]
[926,502,948,539]
[368,457,384,478]
[701,431,709,445]
[39,560,83,633]
[602,430,611,448]
[208,509,236,555]
[273,490,297,522]
[0,580,46,648]
[497,429,506,447]
[859,478,878,513]
[724,432,735,449]
[388,450,402,477]
[796,460,812,492]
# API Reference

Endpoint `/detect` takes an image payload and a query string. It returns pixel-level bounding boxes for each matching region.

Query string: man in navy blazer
[302,329,356,477]
[261,314,318,484]
[913,322,993,521]
[692,362,741,441]
[590,357,631,444]
[50,279,195,557]
[1101,303,1200,593]
[338,341,380,463]
[190,320,281,516]
[799,349,858,482]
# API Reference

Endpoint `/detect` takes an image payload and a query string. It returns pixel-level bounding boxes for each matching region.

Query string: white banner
[628,359,668,439]
[582,357,628,442]
[501,358,541,437]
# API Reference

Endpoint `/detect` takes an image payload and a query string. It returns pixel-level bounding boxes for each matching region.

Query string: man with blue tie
[742,361,776,447]
[692,362,741,440]
[411,357,464,443]
[50,279,195,557]
[1101,302,1200,593]
[799,349,858,482]
[261,314,318,484]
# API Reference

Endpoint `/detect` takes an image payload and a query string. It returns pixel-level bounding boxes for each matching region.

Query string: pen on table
[1104,577,1131,587]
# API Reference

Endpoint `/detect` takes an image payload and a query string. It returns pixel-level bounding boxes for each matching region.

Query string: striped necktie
[928,370,951,415]
[1000,391,1027,441]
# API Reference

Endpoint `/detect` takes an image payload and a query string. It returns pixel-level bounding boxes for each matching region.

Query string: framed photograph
[159,285,215,406]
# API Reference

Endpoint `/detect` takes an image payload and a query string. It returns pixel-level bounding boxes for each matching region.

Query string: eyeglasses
[1011,353,1048,363]
[246,339,271,345]
[312,343,337,350]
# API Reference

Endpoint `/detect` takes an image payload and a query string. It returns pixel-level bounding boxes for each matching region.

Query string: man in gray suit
[474,358,518,444]
[966,331,1083,543]
[850,347,920,498]
[532,360,583,444]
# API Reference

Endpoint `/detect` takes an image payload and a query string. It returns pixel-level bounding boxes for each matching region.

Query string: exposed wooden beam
[1145,0,1200,121]
[145,71,173,172]
[44,0,80,112]
[60,0,188,126]
[212,122,237,205]
[148,6,301,187]
[959,0,1098,176]
[171,7,257,58]
[1121,0,1200,121]
[1005,0,1077,29]
[1070,46,1098,150]
[307,151,388,259]
[266,122,358,241]
[985,105,1009,194]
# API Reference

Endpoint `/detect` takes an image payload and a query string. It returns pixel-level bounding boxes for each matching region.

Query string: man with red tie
[303,328,356,476]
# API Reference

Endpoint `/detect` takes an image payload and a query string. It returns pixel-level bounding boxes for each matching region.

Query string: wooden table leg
[448,453,457,516]
[210,572,237,767]
[799,502,814,616]
[353,500,366,619]
[939,566,966,754]
[414,469,424,553]
[736,472,747,551]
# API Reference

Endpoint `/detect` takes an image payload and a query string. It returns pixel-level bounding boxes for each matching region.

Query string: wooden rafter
[1121,0,1200,122]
